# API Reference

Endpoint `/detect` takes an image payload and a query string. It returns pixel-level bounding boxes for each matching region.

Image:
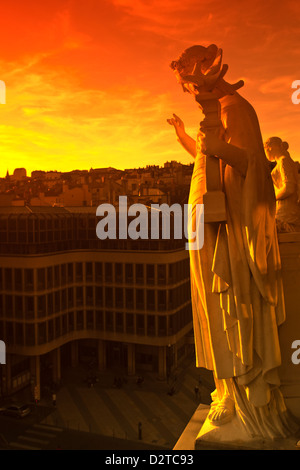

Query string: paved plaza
[22,355,214,449]
[44,356,213,448]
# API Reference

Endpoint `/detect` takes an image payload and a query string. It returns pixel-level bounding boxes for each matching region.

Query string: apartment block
[0,206,193,400]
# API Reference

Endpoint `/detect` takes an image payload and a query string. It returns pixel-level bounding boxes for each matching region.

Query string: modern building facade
[0,206,193,400]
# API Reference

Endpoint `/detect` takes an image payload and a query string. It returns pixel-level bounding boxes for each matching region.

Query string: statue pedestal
[195,412,253,449]
[277,232,300,421]
[174,404,300,450]
[195,412,300,450]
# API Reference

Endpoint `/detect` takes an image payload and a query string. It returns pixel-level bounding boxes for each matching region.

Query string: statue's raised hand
[167,113,197,158]
[167,114,186,140]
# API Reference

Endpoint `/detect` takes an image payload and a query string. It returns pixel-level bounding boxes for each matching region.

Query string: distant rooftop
[0,205,96,214]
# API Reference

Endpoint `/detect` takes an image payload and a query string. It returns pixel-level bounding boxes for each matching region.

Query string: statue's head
[170,44,244,98]
[264,137,290,161]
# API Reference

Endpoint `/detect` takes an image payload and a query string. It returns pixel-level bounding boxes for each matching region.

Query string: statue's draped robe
[189,93,296,437]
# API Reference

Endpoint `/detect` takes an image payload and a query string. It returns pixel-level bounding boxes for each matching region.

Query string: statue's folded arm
[206,138,248,177]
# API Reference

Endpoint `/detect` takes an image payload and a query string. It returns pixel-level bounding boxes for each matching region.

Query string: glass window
[4,268,12,290]
[125,288,134,309]
[24,269,34,291]
[95,263,103,282]
[85,262,93,282]
[158,316,167,336]
[115,263,123,283]
[47,267,53,289]
[54,265,60,287]
[105,287,113,307]
[126,313,134,334]
[15,323,23,345]
[146,290,155,311]
[75,263,83,282]
[95,310,103,329]
[62,314,68,334]
[68,312,74,331]
[157,264,166,284]
[86,286,94,306]
[105,263,113,282]
[115,288,123,308]
[47,293,54,315]
[55,317,61,336]
[86,310,94,329]
[168,264,174,284]
[61,288,67,310]
[76,287,83,306]
[37,268,46,290]
[14,268,22,290]
[61,264,67,286]
[68,288,74,308]
[136,289,144,310]
[115,312,123,332]
[146,264,155,285]
[105,311,114,331]
[125,264,133,283]
[54,291,61,312]
[6,321,14,343]
[25,296,34,319]
[48,319,54,341]
[169,289,174,309]
[147,315,156,336]
[95,286,103,305]
[15,296,23,319]
[76,310,84,330]
[25,323,35,346]
[169,314,177,334]
[136,315,145,335]
[38,322,47,344]
[5,295,13,316]
[158,290,166,311]
[135,264,144,284]
[37,295,46,317]
[67,263,74,283]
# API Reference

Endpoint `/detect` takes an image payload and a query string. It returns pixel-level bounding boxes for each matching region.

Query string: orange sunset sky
[0,0,299,177]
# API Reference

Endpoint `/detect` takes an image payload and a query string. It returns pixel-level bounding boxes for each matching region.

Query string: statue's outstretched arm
[177,133,197,158]
[167,114,197,158]
[167,113,248,174]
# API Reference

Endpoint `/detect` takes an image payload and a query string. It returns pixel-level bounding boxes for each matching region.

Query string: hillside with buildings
[0,161,194,208]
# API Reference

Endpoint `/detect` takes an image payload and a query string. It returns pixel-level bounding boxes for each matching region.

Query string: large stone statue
[264,137,300,232]
[168,44,299,442]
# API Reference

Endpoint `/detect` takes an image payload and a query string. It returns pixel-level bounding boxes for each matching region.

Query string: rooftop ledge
[173,404,300,451]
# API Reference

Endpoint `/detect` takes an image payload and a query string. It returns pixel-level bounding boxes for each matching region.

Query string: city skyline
[0,160,193,208]
[0,0,300,177]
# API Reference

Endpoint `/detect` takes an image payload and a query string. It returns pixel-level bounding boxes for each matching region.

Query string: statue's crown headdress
[170,44,244,94]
